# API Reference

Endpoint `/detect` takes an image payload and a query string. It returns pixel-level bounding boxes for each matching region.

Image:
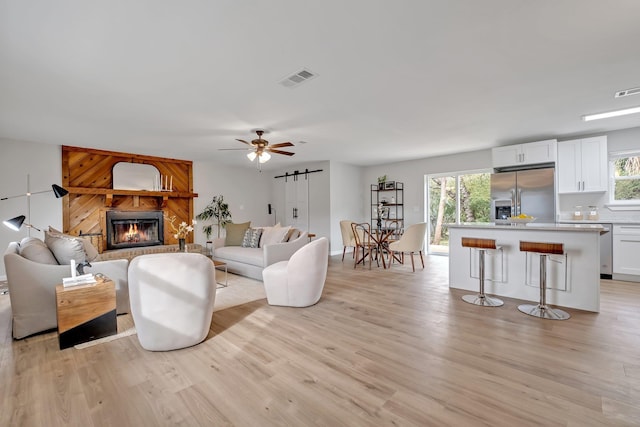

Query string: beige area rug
[74,272,265,349]
[213,272,266,311]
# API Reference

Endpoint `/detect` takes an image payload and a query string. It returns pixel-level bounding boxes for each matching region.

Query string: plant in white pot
[196,195,233,239]
[378,175,387,190]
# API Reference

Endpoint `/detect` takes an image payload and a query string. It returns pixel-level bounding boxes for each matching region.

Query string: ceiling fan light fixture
[247,151,257,161]
[259,152,271,163]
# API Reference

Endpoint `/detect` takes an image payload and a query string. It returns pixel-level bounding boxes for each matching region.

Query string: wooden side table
[55,277,117,349]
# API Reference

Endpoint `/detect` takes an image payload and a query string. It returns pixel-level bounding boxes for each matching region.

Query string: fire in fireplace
[106,211,164,250]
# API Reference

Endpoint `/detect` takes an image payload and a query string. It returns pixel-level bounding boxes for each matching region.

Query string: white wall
[362,149,493,227]
[192,161,271,243]
[4,125,639,278]
[329,161,363,255]
[0,138,63,279]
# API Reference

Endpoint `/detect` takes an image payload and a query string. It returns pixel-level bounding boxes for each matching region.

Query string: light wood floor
[1,255,640,426]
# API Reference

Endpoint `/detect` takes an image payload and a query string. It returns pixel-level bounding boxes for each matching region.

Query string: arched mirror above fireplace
[112,162,160,191]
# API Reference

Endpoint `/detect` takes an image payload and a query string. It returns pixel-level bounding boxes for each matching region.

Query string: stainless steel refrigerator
[490,167,556,223]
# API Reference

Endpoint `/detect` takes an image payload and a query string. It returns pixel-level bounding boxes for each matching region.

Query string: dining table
[370,226,400,268]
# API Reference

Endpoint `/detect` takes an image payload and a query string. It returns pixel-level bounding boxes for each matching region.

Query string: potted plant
[196,195,233,239]
[378,175,387,190]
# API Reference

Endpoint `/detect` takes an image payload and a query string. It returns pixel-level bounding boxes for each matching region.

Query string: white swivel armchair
[262,237,329,307]
[388,222,427,272]
[128,253,216,351]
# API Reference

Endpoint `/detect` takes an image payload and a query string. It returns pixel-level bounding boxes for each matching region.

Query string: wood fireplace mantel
[61,146,198,252]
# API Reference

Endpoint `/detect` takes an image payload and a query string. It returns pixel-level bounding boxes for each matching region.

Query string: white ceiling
[2,1,640,170]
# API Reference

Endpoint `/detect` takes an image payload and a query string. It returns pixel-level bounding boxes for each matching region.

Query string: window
[426,170,491,255]
[610,151,640,203]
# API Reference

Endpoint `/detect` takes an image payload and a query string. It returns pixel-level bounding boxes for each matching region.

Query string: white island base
[449,223,604,313]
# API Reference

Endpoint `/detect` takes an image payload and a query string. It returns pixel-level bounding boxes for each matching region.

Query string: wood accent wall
[61,146,198,252]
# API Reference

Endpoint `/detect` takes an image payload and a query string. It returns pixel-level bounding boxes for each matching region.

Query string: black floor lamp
[1,174,68,235]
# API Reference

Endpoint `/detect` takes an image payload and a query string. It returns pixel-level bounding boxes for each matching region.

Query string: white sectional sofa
[212,225,309,281]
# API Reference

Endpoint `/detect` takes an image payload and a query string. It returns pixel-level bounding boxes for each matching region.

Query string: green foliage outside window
[428,172,490,247]
[613,156,640,201]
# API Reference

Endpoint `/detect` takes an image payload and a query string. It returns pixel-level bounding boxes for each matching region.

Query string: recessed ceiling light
[582,106,640,121]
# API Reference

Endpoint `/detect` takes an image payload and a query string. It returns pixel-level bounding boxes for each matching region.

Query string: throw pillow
[18,237,59,265]
[284,228,299,242]
[44,231,88,265]
[241,228,263,248]
[225,222,251,246]
[260,225,291,247]
[47,226,99,262]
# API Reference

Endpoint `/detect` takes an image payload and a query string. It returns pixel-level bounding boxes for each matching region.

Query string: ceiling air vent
[279,68,317,88]
[614,86,640,98]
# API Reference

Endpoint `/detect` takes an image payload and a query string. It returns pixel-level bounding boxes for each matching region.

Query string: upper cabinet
[557,136,608,194]
[492,139,557,169]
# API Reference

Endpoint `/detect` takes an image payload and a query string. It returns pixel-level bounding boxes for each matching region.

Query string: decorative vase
[178,238,186,252]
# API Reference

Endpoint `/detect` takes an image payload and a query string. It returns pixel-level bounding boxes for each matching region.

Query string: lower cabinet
[613,225,640,279]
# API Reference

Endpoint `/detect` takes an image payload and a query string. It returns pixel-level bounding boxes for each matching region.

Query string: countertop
[449,222,605,232]
[558,219,640,225]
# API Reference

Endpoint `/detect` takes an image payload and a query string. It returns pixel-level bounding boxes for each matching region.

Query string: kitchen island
[449,223,605,312]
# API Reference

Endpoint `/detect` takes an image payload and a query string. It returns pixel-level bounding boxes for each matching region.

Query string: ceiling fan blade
[269,149,295,156]
[236,139,253,145]
[269,142,294,148]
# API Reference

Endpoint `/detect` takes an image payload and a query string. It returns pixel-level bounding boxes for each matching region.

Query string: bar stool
[461,237,504,307]
[518,241,570,320]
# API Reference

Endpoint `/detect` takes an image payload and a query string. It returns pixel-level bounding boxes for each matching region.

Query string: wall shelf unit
[371,182,404,229]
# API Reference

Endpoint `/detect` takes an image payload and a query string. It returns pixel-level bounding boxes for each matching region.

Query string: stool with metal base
[461,237,504,307]
[518,241,570,320]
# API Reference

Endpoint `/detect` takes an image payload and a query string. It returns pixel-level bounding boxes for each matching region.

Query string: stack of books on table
[62,274,97,288]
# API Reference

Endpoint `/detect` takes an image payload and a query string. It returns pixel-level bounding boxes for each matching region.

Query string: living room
[2,2,640,425]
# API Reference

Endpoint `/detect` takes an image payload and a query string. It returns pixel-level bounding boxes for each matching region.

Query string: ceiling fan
[220,130,295,165]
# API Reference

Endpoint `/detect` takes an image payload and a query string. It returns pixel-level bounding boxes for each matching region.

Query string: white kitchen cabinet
[557,136,608,193]
[613,225,640,279]
[492,139,557,169]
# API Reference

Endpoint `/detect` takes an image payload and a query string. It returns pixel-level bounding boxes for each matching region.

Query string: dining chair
[388,222,427,272]
[340,220,357,262]
[351,222,379,269]
[382,219,403,265]
[383,219,403,242]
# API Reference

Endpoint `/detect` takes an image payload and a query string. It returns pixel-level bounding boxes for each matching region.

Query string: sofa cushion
[214,246,264,267]
[18,237,59,265]
[47,226,99,262]
[225,222,251,246]
[260,225,291,247]
[241,228,263,248]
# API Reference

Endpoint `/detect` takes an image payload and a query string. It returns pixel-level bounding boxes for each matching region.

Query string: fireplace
[106,211,164,250]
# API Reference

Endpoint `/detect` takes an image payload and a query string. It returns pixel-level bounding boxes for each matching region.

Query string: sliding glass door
[426,171,491,255]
